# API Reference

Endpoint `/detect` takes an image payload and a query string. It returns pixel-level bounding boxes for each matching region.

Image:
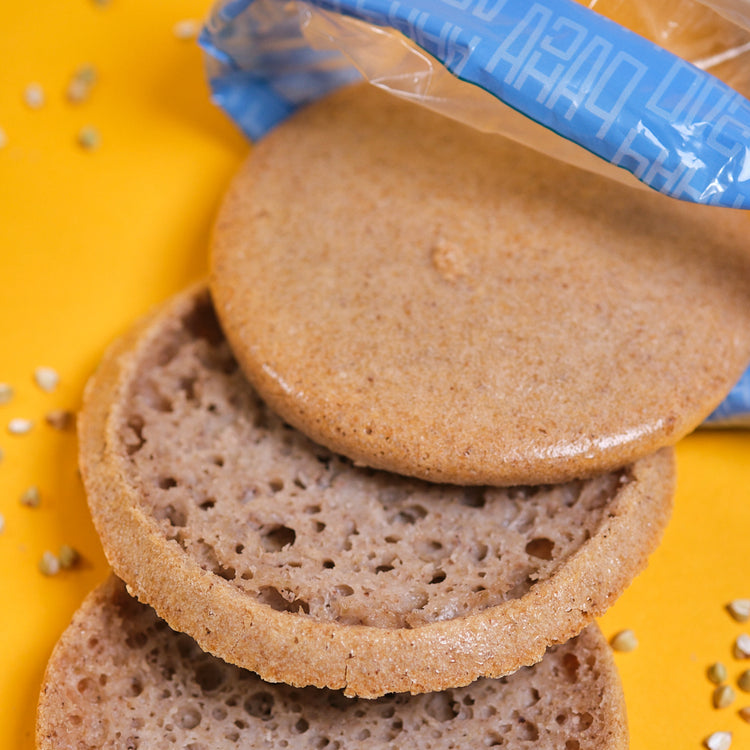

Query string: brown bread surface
[79,285,674,697]
[211,84,750,486]
[37,576,628,749]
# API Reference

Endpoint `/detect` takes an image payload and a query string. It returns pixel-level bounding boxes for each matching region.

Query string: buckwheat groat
[79,285,673,697]
[211,84,750,486]
[37,576,628,749]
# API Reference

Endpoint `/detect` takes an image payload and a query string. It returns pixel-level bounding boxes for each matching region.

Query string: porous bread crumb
[121,297,630,629]
[36,577,628,750]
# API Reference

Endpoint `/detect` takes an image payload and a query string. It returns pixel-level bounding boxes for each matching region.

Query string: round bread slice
[79,285,674,698]
[211,83,750,486]
[37,576,628,750]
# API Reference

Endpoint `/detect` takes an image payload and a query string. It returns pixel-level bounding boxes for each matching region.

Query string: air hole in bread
[243,691,275,719]
[388,718,404,738]
[562,653,580,683]
[124,415,145,455]
[525,537,555,560]
[393,505,428,524]
[216,565,236,581]
[193,662,225,692]
[258,585,310,614]
[179,707,202,729]
[429,570,447,585]
[574,711,594,730]
[425,691,460,721]
[415,539,444,560]
[566,740,581,750]
[261,525,296,551]
[164,504,186,528]
[460,488,487,508]
[127,677,143,697]
[518,718,540,741]
[179,377,197,401]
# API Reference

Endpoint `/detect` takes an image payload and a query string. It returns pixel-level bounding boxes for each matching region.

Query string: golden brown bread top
[78,285,673,697]
[211,84,750,486]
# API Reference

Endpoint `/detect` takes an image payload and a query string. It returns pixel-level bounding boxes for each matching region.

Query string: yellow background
[1,2,749,748]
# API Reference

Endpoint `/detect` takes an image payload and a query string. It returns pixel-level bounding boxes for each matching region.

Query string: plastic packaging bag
[200,0,750,424]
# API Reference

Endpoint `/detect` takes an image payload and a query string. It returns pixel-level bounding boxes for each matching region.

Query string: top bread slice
[79,284,673,698]
[211,83,750,486]
[37,575,628,750]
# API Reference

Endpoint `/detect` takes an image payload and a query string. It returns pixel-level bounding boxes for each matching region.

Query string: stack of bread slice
[36,85,750,748]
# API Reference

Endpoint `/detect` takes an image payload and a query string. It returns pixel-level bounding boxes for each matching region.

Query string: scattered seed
[20,486,41,508]
[739,707,750,723]
[714,684,736,709]
[0,383,13,405]
[738,670,750,693]
[705,731,732,750]
[709,663,728,685]
[610,629,638,652]
[34,366,60,392]
[0,513,4,534]
[66,64,98,104]
[45,409,75,431]
[173,18,201,40]
[24,83,45,109]
[728,599,750,623]
[38,551,60,576]
[8,418,33,435]
[58,544,80,569]
[0,127,6,149]
[77,125,101,150]
[734,634,750,659]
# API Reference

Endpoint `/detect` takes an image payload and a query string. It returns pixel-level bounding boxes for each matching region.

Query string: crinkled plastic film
[200,0,750,425]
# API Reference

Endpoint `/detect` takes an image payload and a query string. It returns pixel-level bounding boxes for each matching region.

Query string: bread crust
[79,284,673,698]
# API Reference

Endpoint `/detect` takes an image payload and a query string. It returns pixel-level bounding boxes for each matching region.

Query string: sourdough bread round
[37,576,628,749]
[211,84,750,486]
[79,285,674,697]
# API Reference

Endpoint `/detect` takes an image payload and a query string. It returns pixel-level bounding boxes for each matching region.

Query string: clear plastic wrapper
[200,0,750,425]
